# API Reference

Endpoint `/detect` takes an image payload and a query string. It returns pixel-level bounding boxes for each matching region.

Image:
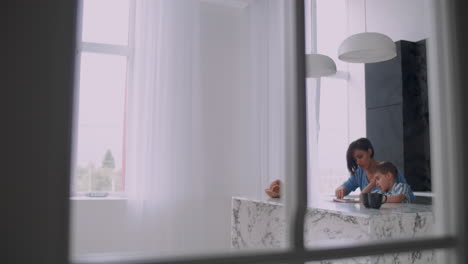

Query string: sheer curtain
[305,0,321,205]
[125,0,202,254]
[124,0,320,256]
[124,0,286,256]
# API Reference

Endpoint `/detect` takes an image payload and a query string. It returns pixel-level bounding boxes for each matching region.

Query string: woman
[335,138,415,201]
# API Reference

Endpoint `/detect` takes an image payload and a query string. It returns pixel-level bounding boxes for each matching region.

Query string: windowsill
[70,196,127,201]
[413,191,434,197]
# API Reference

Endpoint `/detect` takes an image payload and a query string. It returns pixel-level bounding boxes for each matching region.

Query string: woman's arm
[340,174,360,197]
[335,186,347,199]
[337,168,364,198]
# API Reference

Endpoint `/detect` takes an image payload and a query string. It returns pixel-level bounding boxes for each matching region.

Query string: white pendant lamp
[306,54,337,78]
[338,0,396,63]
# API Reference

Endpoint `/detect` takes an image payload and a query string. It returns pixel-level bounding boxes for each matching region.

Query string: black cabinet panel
[365,40,431,192]
[367,105,404,172]
[365,48,403,109]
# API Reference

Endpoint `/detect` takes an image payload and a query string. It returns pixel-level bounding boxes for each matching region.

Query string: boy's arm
[385,194,405,203]
[397,171,415,201]
[386,183,411,203]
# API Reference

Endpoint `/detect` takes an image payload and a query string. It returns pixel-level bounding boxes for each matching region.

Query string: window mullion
[285,0,308,251]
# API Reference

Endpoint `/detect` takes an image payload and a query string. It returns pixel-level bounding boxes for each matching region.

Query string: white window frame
[72,1,463,263]
[71,0,136,197]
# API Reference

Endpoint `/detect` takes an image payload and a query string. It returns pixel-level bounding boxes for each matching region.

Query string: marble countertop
[232,196,436,263]
[233,196,433,218]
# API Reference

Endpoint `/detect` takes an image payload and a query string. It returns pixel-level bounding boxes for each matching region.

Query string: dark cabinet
[365,40,431,192]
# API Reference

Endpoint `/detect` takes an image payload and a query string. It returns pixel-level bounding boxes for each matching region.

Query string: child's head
[374,161,398,192]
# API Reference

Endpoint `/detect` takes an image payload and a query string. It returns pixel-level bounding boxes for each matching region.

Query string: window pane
[71,1,291,260]
[304,0,442,257]
[74,52,127,193]
[81,0,130,45]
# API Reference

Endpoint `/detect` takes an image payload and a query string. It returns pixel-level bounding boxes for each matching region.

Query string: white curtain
[124,0,292,256]
[124,0,320,256]
[305,0,321,205]
[125,0,202,254]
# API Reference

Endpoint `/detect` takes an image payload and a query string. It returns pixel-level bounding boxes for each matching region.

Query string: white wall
[366,0,430,42]
[345,0,431,141]
[70,199,131,256]
[347,0,430,41]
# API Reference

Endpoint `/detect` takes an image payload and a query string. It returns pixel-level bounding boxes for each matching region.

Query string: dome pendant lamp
[306,54,337,78]
[338,0,396,63]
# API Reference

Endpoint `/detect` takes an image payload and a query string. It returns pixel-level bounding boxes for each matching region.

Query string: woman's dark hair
[346,138,375,175]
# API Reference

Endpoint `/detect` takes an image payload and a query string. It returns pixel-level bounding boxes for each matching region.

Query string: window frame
[72,0,463,263]
[71,0,136,197]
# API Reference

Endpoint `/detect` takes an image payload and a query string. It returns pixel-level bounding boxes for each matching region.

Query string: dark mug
[361,193,370,208]
[368,193,387,209]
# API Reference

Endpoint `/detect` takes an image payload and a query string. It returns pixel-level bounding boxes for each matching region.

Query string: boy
[362,161,412,203]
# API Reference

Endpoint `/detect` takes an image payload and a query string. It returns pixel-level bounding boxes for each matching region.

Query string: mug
[368,193,387,209]
[361,193,370,208]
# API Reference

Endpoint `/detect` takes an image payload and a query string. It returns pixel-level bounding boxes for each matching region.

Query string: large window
[72,0,133,195]
[70,0,459,263]
[6,1,465,264]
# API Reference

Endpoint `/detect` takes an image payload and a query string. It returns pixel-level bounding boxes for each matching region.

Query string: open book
[333,197,360,203]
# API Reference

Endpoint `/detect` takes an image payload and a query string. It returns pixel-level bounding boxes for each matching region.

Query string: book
[333,197,360,203]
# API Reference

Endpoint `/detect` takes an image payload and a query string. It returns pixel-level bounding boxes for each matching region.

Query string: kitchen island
[231,196,435,264]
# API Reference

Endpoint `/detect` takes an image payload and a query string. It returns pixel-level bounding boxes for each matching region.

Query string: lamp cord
[364,0,367,32]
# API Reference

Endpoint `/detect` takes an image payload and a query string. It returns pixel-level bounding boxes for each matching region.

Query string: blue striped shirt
[373,183,412,203]
[342,167,415,202]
